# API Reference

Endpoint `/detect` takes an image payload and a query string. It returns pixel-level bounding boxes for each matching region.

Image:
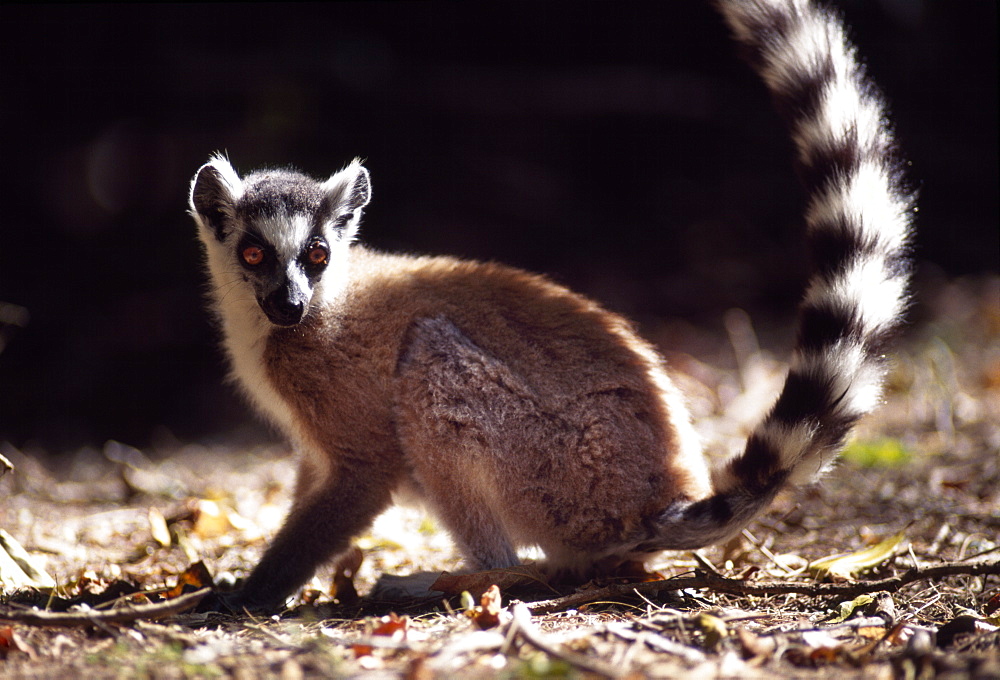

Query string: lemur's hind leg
[393,316,526,570]
[392,315,679,577]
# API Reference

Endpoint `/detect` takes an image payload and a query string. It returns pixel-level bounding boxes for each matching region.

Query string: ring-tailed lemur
[189,0,913,610]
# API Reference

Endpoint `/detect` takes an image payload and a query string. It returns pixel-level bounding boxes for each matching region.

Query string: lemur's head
[189,155,370,326]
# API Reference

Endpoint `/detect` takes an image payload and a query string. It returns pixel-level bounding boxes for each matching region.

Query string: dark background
[1,2,996,452]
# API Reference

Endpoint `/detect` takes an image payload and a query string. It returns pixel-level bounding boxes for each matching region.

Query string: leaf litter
[0,275,998,678]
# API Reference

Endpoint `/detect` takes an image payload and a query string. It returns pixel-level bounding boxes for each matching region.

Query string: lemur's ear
[190,154,244,242]
[321,160,371,239]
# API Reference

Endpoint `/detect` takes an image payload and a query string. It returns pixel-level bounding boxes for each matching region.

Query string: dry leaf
[857,626,887,640]
[459,591,476,611]
[0,529,56,589]
[735,627,776,660]
[164,561,214,599]
[800,630,841,650]
[828,593,875,624]
[936,615,999,648]
[148,507,172,547]
[0,625,33,659]
[472,585,502,630]
[695,612,728,650]
[331,546,363,605]
[192,500,233,539]
[884,624,914,647]
[372,613,408,636]
[808,645,842,663]
[985,592,1000,618]
[431,564,546,597]
[787,630,846,666]
[808,531,905,580]
[353,613,408,658]
[300,588,324,605]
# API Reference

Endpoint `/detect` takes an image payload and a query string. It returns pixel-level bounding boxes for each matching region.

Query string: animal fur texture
[189,0,913,609]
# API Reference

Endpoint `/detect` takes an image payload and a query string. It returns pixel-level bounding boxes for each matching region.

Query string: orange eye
[308,246,328,266]
[242,246,265,266]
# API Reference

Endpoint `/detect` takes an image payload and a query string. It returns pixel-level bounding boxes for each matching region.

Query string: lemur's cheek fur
[188,0,914,611]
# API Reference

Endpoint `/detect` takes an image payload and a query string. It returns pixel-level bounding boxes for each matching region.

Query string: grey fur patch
[238,170,327,221]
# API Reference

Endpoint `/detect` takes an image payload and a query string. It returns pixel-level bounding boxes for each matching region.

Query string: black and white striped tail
[652,0,914,549]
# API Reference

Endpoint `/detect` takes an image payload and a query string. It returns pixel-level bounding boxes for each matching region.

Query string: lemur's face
[190,157,370,326]
[230,214,334,326]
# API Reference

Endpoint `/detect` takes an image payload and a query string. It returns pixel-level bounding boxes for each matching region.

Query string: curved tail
[648,0,914,550]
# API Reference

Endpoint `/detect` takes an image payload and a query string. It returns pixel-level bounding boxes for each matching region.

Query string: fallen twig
[528,559,1000,614]
[0,588,211,627]
[511,603,624,678]
[605,620,707,665]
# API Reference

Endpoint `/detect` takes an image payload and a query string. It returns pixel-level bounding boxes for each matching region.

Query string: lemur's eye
[242,245,265,266]
[307,245,329,266]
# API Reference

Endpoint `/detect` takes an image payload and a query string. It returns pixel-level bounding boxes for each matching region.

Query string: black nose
[261,289,307,326]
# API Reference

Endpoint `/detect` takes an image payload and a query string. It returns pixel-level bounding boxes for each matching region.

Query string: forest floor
[1,274,998,679]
